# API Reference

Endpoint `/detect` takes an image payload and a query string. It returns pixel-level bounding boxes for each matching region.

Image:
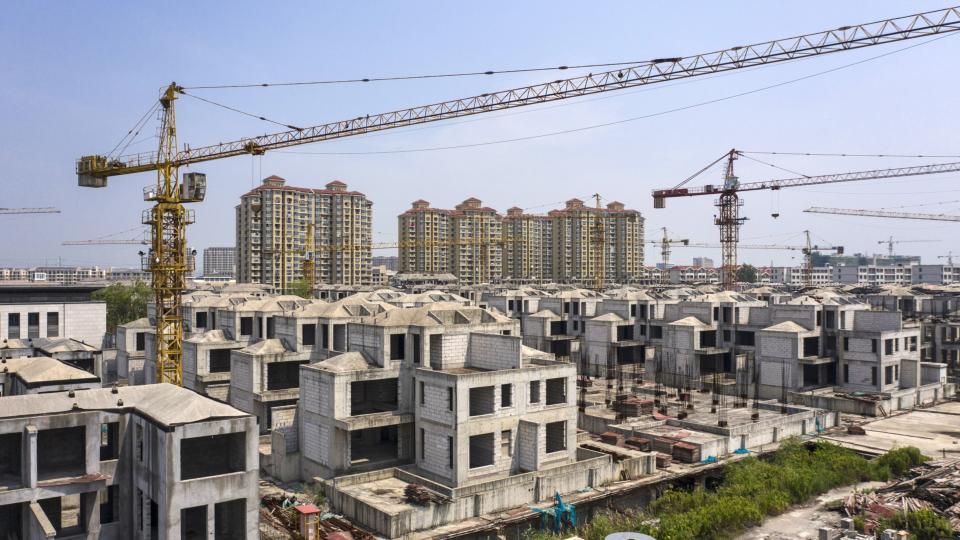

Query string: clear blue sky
[2,1,958,269]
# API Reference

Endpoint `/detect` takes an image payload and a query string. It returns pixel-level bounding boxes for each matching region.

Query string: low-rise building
[0,384,258,538]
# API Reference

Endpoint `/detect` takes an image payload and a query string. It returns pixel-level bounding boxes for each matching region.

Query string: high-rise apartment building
[398,198,502,285]
[451,198,502,285]
[398,200,451,275]
[398,197,643,285]
[236,176,372,290]
[548,199,644,284]
[502,207,552,281]
[203,246,236,277]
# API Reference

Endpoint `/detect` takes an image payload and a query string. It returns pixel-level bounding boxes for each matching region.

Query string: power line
[274,33,958,157]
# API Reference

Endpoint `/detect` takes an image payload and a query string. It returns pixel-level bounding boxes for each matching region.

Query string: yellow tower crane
[76,6,960,384]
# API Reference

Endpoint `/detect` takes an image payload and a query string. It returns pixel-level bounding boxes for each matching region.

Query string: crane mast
[75,6,960,384]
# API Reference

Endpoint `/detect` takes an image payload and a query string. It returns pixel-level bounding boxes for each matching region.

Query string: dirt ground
[734,481,886,540]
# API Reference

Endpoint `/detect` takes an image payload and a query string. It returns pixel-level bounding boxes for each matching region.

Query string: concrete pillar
[23,425,36,489]
[207,502,216,539]
[82,491,100,536]
[86,416,100,475]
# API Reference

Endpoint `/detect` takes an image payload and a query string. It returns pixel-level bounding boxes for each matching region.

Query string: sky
[1,1,958,270]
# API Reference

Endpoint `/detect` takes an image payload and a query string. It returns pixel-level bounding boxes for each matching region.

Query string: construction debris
[843,459,960,531]
[404,483,434,505]
[260,494,375,540]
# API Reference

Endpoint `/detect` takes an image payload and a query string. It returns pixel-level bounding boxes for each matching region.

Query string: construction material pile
[259,494,375,540]
[404,483,436,505]
[844,459,960,530]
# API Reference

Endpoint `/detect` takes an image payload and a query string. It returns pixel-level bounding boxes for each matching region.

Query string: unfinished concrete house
[230,339,306,434]
[0,384,258,539]
[0,356,100,396]
[289,351,409,480]
[183,330,244,401]
[271,297,396,359]
[116,317,151,385]
[314,328,655,538]
[482,287,549,329]
[276,303,519,478]
[223,297,397,432]
[142,294,310,385]
[0,337,103,377]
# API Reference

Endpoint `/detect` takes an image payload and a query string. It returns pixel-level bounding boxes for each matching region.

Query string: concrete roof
[521,345,554,361]
[1,356,99,385]
[364,304,511,327]
[293,297,394,319]
[119,317,152,329]
[310,352,372,372]
[186,330,232,344]
[604,290,655,301]
[0,339,33,350]
[0,383,249,426]
[763,321,809,333]
[670,316,708,327]
[235,295,311,313]
[529,309,559,319]
[237,338,288,355]
[591,313,624,322]
[34,338,98,353]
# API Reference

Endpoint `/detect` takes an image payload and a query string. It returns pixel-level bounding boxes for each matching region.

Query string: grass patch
[524,440,927,540]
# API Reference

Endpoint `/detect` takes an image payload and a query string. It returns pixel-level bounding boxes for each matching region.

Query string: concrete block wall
[517,420,539,471]
[853,311,902,332]
[758,332,799,360]
[583,320,616,369]
[467,333,520,371]
[770,306,817,330]
[347,324,385,366]
[420,429,453,479]
[431,333,469,369]
[420,381,455,425]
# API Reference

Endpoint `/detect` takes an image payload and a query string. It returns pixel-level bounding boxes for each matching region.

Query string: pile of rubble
[843,459,960,531]
[259,494,375,540]
[404,482,445,505]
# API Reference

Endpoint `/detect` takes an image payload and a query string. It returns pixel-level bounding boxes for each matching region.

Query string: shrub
[878,509,954,540]
[526,442,926,540]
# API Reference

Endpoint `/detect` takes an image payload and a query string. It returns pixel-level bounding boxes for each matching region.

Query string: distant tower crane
[654,228,689,284]
[654,150,960,290]
[802,230,843,287]
[74,6,960,384]
[805,207,960,222]
[0,207,60,215]
[877,236,937,257]
[655,235,841,287]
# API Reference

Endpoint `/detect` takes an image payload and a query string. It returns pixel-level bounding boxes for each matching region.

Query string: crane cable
[275,32,960,157]
[181,60,657,90]
[741,151,960,159]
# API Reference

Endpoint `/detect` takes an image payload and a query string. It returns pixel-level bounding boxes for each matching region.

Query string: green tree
[92,281,152,331]
[736,264,758,283]
[287,280,313,299]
